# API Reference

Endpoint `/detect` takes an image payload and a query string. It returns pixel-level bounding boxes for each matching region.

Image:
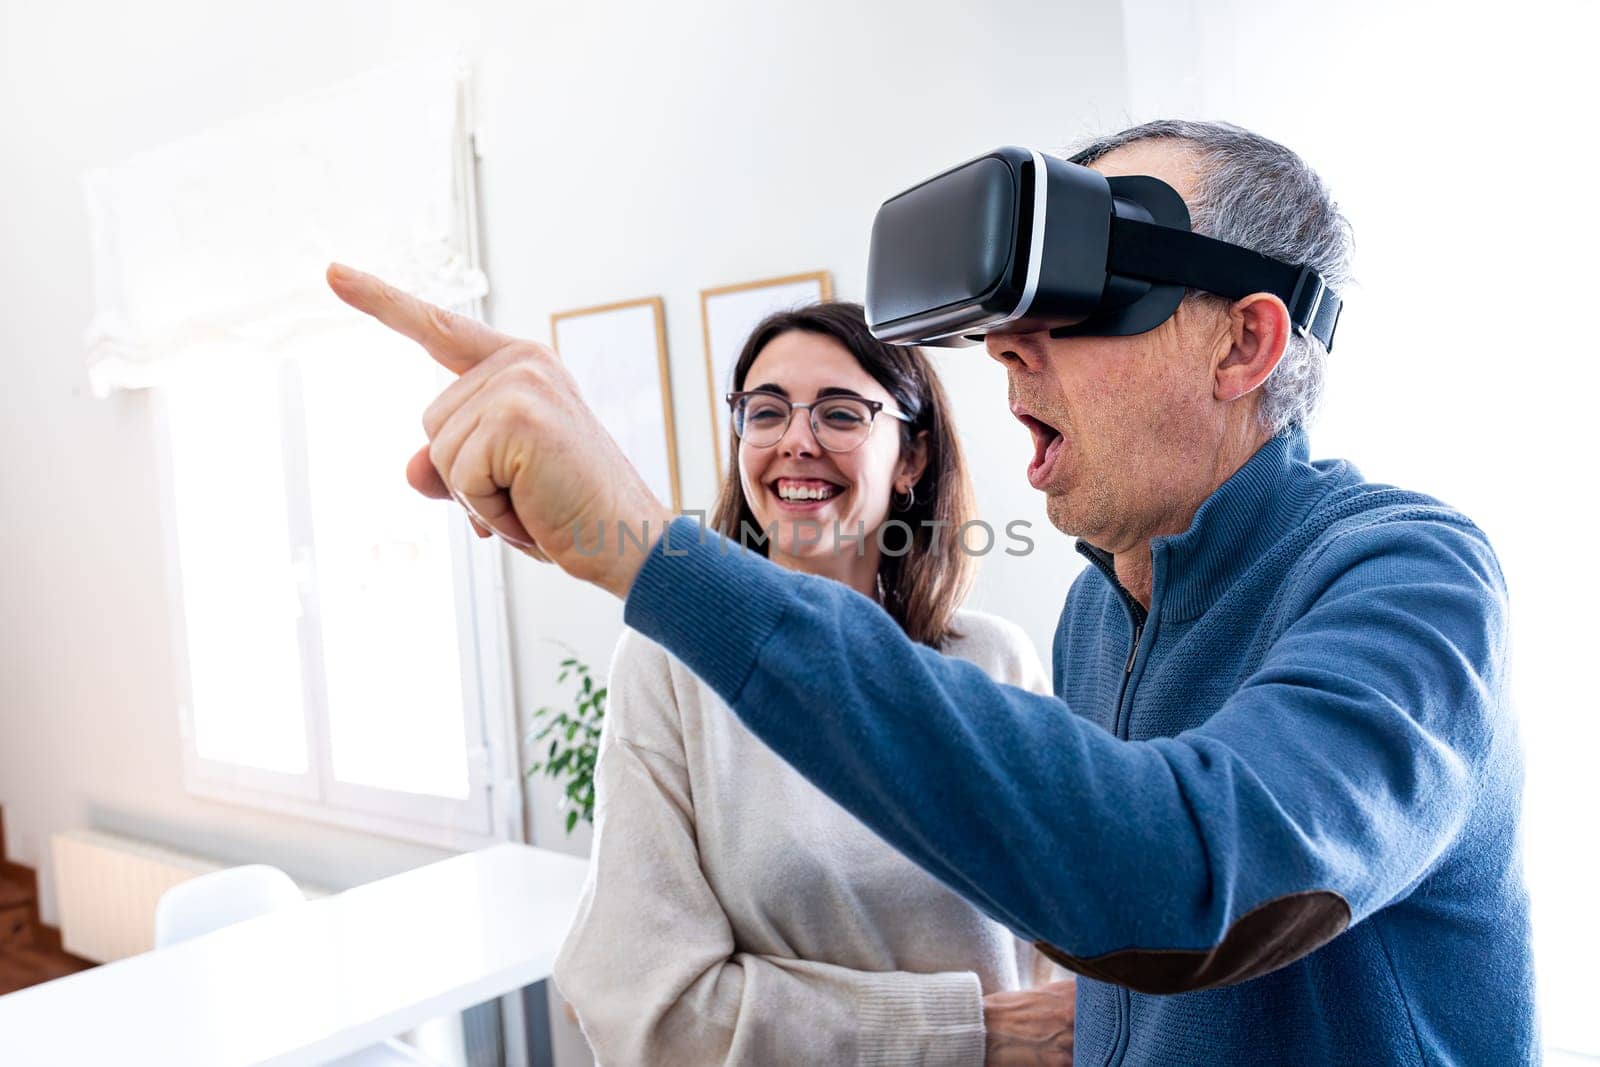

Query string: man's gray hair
[1068,120,1353,434]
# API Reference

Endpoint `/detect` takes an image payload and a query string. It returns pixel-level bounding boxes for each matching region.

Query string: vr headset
[865,146,1342,351]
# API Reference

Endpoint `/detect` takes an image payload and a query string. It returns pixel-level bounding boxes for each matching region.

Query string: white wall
[0,1,1131,1062]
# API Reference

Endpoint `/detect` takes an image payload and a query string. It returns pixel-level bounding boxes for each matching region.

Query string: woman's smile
[769,475,848,511]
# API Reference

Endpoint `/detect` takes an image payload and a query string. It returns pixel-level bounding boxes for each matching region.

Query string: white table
[0,843,589,1067]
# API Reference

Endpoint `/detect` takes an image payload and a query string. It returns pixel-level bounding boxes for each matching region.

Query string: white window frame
[151,324,523,854]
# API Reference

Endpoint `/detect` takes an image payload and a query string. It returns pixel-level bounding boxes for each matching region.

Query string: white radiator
[51,830,223,962]
[50,830,326,963]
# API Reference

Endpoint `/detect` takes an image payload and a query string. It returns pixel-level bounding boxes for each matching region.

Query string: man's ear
[1215,292,1292,404]
[897,429,931,490]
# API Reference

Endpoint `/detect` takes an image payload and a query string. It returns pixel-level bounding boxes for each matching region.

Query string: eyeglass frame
[724,389,912,453]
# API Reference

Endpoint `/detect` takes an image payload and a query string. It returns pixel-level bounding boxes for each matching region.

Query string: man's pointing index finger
[325,262,512,375]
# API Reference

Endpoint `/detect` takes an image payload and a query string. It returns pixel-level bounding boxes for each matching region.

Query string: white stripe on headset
[980,148,1049,331]
[902,149,1050,345]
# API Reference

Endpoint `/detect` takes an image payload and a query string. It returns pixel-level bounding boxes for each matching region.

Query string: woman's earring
[893,484,917,513]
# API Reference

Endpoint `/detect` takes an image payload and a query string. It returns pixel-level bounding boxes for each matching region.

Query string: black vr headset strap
[1106,216,1343,351]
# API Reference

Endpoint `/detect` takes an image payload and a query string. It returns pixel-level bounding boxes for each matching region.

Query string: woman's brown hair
[709,301,977,648]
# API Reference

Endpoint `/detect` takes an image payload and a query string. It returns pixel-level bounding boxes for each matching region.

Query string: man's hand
[325,263,672,598]
[983,978,1075,1066]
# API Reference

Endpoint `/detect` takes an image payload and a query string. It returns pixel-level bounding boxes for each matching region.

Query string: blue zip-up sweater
[624,429,1537,1064]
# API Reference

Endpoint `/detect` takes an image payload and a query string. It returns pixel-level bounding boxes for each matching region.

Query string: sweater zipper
[1111,603,1145,739]
[1105,566,1147,1067]
[1106,613,1143,1067]
[1076,541,1150,1067]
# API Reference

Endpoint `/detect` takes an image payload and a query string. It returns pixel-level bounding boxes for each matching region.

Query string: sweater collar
[1075,428,1318,623]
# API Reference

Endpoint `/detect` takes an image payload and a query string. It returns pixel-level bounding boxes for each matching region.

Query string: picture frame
[550,296,682,511]
[700,270,833,479]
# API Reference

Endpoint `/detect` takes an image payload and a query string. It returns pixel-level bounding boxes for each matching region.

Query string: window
[81,55,515,849]
[155,326,511,848]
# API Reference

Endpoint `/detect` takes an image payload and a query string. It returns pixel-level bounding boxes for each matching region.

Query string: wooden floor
[0,935,91,996]
[0,808,95,996]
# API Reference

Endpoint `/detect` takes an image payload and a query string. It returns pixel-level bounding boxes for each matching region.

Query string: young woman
[554,303,1057,1065]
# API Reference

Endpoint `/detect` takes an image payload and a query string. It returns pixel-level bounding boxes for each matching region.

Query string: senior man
[328,120,1535,1064]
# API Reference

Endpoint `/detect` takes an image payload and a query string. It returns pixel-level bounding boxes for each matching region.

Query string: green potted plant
[525,651,606,835]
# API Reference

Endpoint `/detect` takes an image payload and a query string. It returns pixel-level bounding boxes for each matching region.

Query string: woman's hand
[983,978,1075,1066]
[325,263,672,597]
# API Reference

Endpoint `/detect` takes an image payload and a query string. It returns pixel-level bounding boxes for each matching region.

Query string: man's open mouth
[1015,412,1066,490]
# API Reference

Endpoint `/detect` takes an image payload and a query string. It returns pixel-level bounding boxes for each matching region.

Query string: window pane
[164,357,309,774]
[296,329,470,800]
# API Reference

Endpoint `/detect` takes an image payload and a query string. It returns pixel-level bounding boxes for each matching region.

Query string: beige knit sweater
[554,609,1057,1066]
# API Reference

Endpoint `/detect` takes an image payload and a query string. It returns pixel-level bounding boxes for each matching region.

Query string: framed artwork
[550,296,682,511]
[700,270,833,479]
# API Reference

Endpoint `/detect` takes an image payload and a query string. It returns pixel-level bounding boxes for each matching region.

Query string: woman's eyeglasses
[726,390,910,453]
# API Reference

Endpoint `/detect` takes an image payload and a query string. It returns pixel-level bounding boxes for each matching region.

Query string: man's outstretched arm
[625,515,1499,992]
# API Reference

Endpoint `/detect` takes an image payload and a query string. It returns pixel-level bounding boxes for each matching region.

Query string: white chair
[154,865,438,1067]
[153,865,304,947]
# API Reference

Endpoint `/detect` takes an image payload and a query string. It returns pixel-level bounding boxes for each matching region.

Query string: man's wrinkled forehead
[1085,139,1203,207]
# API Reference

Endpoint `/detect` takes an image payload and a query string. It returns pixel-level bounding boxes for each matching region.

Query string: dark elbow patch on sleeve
[1033,889,1352,995]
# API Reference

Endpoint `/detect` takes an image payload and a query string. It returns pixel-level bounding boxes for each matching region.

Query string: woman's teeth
[776,481,840,501]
